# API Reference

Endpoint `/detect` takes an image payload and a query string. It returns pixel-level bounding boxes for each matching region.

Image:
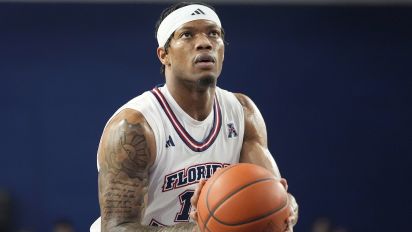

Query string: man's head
[155,2,225,88]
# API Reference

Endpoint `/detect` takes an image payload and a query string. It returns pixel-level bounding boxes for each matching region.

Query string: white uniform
[90,85,244,231]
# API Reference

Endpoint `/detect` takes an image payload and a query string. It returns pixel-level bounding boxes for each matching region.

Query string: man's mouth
[194,54,216,64]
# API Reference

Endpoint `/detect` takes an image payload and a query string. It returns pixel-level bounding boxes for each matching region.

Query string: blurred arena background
[0,0,411,231]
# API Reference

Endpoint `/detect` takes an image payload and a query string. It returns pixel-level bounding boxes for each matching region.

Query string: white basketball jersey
[96,85,245,228]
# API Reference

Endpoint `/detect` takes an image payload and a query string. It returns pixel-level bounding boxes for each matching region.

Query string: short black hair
[154,2,224,75]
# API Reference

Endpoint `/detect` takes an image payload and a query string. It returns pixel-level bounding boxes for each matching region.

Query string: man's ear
[157,47,170,66]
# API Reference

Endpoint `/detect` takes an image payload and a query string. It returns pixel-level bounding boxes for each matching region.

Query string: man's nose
[195,34,212,50]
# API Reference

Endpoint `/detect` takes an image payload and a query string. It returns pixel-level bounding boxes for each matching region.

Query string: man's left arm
[235,93,299,231]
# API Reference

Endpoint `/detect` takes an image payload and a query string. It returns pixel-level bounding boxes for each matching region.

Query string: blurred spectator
[312,217,332,232]
[0,189,13,232]
[312,217,349,232]
[53,219,75,232]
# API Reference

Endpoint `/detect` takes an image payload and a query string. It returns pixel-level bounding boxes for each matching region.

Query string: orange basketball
[197,163,290,232]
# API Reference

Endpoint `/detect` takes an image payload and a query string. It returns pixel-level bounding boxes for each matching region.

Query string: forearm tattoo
[98,119,195,231]
[99,119,150,229]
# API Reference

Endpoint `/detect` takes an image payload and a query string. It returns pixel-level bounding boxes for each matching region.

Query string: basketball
[196,163,290,232]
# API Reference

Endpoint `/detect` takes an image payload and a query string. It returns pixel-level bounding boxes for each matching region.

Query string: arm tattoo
[98,119,196,232]
[106,119,149,179]
[99,119,149,228]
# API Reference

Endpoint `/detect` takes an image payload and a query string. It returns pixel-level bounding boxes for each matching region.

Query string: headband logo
[157,5,221,47]
[191,8,205,16]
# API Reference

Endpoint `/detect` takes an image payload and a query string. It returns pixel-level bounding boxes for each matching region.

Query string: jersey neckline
[161,86,214,127]
[151,87,222,152]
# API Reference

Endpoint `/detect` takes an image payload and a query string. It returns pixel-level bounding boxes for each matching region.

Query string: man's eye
[209,30,221,38]
[181,32,192,38]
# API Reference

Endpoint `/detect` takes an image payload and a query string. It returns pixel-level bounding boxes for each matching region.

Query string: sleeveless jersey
[97,85,245,227]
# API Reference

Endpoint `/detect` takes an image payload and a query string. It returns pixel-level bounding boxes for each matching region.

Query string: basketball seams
[208,178,288,227]
[199,163,289,231]
[197,207,206,232]
[214,185,289,226]
[203,163,240,231]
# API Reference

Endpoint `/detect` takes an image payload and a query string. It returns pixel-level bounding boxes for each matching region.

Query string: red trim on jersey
[151,87,222,152]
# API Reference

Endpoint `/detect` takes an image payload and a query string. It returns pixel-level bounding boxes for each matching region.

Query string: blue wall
[1,3,411,232]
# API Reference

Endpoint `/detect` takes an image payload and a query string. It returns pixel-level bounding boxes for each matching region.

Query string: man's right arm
[98,109,197,232]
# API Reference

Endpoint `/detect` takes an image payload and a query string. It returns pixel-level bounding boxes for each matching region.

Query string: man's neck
[165,80,216,121]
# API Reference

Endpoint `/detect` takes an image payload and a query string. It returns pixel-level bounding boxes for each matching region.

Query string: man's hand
[189,177,297,232]
[189,179,207,232]
[236,93,299,230]
[285,193,299,232]
[280,178,298,232]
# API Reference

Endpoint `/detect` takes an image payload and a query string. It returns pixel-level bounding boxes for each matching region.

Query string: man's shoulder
[122,90,154,109]
[109,90,156,120]
[98,106,156,173]
[228,92,250,107]
[104,90,155,128]
[107,108,146,130]
[229,92,261,116]
[215,87,257,114]
[215,87,243,104]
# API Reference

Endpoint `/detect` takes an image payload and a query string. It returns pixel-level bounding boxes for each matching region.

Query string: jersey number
[175,190,194,222]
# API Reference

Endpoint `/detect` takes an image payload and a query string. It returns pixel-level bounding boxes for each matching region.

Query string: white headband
[157,4,222,48]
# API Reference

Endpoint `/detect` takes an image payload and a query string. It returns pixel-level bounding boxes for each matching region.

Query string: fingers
[285,225,293,232]
[190,208,198,221]
[190,179,207,222]
[286,215,296,232]
[191,179,206,207]
[280,178,288,191]
[283,215,295,232]
[288,206,298,226]
[287,194,298,225]
[283,194,298,232]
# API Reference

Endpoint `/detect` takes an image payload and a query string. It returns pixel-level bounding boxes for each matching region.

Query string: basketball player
[90,2,298,232]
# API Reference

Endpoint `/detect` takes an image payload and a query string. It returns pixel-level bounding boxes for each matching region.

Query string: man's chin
[197,75,216,87]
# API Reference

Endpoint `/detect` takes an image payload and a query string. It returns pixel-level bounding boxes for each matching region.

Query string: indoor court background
[0,0,411,231]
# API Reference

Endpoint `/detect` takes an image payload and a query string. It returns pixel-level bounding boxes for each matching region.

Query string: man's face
[162,19,225,87]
